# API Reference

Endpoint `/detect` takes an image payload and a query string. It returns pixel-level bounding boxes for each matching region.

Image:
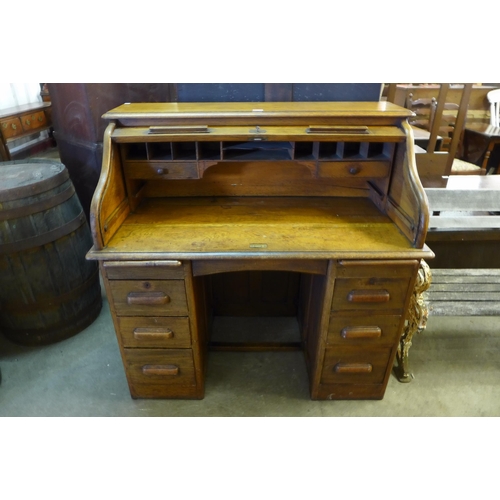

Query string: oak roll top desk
[87,102,433,400]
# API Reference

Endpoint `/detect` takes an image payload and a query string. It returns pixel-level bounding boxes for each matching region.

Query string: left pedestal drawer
[108,280,188,316]
[123,348,198,399]
[117,316,191,348]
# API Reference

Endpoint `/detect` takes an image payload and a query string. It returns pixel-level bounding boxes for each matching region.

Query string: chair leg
[395,260,432,382]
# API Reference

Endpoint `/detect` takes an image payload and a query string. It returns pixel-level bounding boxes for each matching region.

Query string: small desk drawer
[336,260,418,279]
[123,348,197,398]
[20,111,47,132]
[108,280,188,316]
[103,260,185,280]
[327,314,403,346]
[331,276,411,312]
[1,118,23,139]
[321,346,393,385]
[124,161,199,180]
[118,316,191,348]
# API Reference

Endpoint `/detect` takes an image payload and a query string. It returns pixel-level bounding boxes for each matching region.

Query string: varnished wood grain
[100,197,420,257]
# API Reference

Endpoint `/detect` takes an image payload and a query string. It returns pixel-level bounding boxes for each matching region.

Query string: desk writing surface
[98,197,422,258]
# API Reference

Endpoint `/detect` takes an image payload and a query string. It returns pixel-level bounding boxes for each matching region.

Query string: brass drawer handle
[11,123,17,130]
[25,119,31,126]
[334,363,373,374]
[127,291,170,305]
[133,327,174,340]
[38,116,43,122]
[142,364,179,376]
[341,326,382,339]
[347,290,390,303]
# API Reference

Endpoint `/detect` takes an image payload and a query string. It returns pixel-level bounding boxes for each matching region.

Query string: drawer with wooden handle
[318,160,391,179]
[123,161,199,180]
[117,316,191,348]
[1,117,23,139]
[331,276,411,313]
[336,260,418,279]
[327,313,403,346]
[20,111,47,132]
[123,348,198,398]
[320,345,393,385]
[108,280,188,316]
[102,260,185,280]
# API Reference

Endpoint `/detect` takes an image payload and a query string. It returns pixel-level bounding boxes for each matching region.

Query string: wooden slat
[428,215,500,229]
[428,302,500,316]
[425,268,500,316]
[425,188,500,211]
[430,284,500,292]
[431,269,500,277]
[428,292,500,301]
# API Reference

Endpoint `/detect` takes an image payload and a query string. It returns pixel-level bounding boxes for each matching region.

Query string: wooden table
[463,122,500,174]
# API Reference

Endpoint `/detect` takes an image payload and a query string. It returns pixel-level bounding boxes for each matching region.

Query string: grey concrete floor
[1,281,499,417]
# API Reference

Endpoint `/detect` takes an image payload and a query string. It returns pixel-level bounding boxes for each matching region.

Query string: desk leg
[395,260,432,382]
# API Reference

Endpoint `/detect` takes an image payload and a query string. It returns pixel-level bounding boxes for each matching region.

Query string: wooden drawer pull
[148,125,208,134]
[127,292,170,305]
[334,363,373,374]
[142,364,179,376]
[347,290,390,303]
[133,328,174,340]
[341,326,382,339]
[306,125,369,134]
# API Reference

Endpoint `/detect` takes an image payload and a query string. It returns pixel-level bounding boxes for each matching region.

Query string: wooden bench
[395,175,500,381]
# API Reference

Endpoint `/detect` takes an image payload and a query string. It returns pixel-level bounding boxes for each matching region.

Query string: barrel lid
[0,162,69,202]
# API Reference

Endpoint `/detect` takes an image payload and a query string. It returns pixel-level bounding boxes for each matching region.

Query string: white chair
[487,88,500,127]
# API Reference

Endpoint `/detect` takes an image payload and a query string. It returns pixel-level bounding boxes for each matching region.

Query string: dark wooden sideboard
[0,102,53,161]
[87,102,433,400]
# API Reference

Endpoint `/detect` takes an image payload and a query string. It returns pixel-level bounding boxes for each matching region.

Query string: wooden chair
[487,88,500,127]
[389,83,485,184]
[429,99,460,152]
[406,94,436,131]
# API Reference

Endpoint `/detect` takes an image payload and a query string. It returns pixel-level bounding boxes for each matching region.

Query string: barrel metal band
[0,268,100,313]
[0,183,76,221]
[0,211,86,255]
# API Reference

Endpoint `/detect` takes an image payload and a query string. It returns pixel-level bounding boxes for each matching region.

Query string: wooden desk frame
[88,102,433,400]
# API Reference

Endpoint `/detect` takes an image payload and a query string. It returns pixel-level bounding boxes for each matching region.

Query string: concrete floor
[1,281,499,416]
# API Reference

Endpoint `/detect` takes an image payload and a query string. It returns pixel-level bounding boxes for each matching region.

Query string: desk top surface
[89,196,432,260]
[465,122,500,136]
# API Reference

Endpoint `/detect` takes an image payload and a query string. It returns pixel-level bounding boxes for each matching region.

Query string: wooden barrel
[0,160,102,345]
